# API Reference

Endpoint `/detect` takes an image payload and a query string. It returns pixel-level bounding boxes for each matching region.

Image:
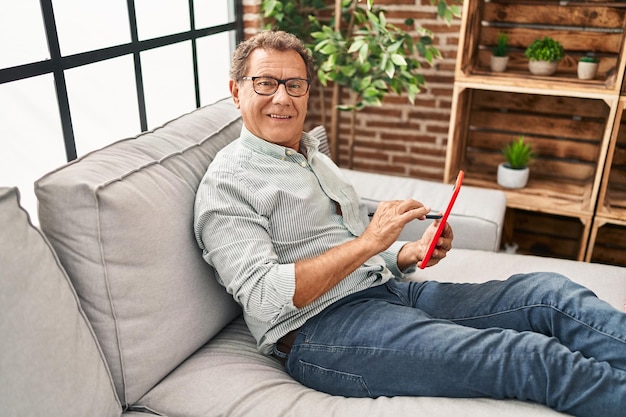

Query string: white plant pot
[577,61,599,80]
[497,163,529,189]
[490,55,509,72]
[528,60,558,76]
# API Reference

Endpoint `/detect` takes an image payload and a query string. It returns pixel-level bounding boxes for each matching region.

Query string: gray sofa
[2,98,624,417]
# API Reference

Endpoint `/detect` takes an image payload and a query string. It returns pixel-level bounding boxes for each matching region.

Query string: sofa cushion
[35,98,243,406]
[0,187,121,417]
[341,169,506,251]
[136,316,565,417]
[413,248,626,312]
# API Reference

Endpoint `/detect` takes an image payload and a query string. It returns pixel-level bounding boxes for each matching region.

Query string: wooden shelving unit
[589,96,626,266]
[445,0,626,263]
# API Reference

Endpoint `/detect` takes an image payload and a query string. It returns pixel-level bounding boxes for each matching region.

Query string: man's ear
[229,79,240,108]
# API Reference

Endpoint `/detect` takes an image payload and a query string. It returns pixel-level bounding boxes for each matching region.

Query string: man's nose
[272,83,291,102]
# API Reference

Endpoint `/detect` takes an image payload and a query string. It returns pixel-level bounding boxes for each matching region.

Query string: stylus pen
[368,212,443,219]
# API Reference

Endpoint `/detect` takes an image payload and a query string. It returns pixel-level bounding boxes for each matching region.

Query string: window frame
[0,0,243,161]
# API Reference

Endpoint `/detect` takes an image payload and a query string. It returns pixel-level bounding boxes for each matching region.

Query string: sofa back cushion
[0,187,121,417]
[35,99,243,406]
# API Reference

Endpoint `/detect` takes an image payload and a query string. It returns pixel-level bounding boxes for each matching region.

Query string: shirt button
[301,162,307,168]
[286,150,293,156]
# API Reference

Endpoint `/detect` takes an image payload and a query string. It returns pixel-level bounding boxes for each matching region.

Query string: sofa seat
[136,316,565,417]
[414,249,626,311]
[134,247,625,417]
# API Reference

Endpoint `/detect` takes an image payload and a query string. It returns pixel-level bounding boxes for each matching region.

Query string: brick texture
[242,0,461,181]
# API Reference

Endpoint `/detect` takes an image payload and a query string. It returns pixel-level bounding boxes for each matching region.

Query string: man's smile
[269,114,292,119]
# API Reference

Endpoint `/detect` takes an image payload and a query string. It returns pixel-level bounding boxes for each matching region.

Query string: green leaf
[363,86,379,98]
[340,65,357,77]
[319,43,337,55]
[385,60,395,78]
[379,11,387,27]
[373,79,387,89]
[391,54,407,66]
[380,54,388,71]
[437,1,447,17]
[348,38,364,54]
[359,43,369,63]
[359,76,373,91]
[388,40,403,53]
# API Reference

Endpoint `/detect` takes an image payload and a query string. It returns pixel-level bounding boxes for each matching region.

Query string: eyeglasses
[241,76,310,97]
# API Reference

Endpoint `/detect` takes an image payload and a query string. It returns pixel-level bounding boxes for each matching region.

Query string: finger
[396,199,428,216]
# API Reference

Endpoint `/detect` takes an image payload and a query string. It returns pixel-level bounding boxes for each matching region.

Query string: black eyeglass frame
[241,76,311,97]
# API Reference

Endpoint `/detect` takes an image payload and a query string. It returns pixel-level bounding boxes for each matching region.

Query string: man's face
[230,48,309,150]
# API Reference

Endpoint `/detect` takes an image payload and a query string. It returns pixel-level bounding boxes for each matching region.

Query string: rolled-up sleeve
[195,170,298,324]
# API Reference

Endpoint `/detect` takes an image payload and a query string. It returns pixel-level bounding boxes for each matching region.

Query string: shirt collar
[239,126,320,161]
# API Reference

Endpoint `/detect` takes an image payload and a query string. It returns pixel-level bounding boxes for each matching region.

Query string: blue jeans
[280,273,626,417]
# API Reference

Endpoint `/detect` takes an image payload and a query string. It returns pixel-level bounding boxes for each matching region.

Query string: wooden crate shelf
[503,209,591,261]
[456,0,626,96]
[597,96,626,221]
[586,216,626,266]
[446,87,615,217]
[448,0,626,264]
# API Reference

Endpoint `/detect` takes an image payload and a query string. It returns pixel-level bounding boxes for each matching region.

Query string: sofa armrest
[341,169,506,252]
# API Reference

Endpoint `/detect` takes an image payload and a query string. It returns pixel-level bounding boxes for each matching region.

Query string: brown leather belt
[272,328,299,365]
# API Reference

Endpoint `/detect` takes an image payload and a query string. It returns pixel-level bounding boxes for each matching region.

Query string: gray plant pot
[497,163,529,189]
[528,60,558,76]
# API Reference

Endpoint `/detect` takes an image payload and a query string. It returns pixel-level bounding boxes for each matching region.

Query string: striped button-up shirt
[194,127,408,354]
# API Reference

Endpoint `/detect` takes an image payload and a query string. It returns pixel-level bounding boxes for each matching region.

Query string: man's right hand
[361,199,431,250]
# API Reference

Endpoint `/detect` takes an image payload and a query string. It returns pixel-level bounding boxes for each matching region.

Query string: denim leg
[285,275,626,417]
[410,272,626,371]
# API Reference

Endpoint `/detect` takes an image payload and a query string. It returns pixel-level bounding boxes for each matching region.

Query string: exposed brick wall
[241,0,461,181]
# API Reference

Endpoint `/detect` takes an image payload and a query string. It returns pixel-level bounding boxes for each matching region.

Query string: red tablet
[419,170,464,269]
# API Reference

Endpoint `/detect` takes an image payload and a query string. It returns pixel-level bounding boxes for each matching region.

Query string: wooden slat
[479,26,624,55]
[469,109,606,141]
[462,173,595,215]
[466,151,596,181]
[471,89,610,119]
[603,104,626,213]
[468,131,601,162]
[612,140,626,164]
[589,222,626,266]
[511,209,585,259]
[483,2,626,29]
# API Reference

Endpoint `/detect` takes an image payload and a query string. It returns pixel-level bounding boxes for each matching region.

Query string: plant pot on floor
[490,55,509,72]
[497,163,529,189]
[528,60,558,76]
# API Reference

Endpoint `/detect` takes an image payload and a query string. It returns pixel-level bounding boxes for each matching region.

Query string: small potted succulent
[497,135,533,189]
[490,32,509,72]
[524,36,565,76]
[578,55,599,80]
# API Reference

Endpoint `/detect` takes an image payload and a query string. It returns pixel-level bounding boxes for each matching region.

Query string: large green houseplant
[262,0,462,165]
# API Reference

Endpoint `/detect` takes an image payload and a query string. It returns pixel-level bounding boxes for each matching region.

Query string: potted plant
[577,55,599,80]
[490,32,509,72]
[497,135,533,189]
[263,0,462,167]
[524,36,565,76]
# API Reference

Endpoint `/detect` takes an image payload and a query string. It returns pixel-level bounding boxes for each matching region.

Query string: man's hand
[361,199,431,250]
[293,199,429,308]
[397,220,454,270]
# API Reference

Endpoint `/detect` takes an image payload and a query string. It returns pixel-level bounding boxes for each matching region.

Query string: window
[0,0,242,218]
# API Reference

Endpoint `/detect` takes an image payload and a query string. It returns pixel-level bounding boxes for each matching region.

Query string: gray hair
[230,31,314,82]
